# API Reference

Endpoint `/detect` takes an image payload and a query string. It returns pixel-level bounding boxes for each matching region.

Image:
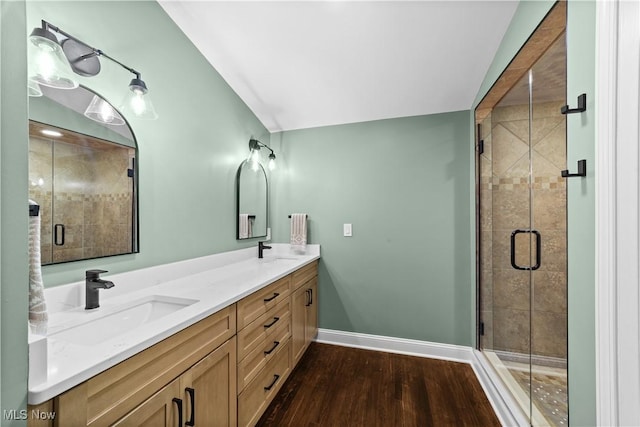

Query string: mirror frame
[235,159,268,240]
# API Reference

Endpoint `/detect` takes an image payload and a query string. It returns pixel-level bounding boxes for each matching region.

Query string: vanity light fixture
[27,20,158,120]
[248,138,277,171]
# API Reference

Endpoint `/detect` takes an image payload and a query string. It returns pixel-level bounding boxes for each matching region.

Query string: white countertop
[28,244,320,404]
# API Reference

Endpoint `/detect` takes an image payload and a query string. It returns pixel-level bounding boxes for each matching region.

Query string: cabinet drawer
[291,260,318,290]
[238,320,291,392]
[237,276,290,330]
[55,305,236,427]
[238,298,290,360]
[238,338,291,427]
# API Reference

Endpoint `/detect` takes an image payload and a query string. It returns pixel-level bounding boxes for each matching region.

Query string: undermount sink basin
[259,256,299,265]
[49,295,198,346]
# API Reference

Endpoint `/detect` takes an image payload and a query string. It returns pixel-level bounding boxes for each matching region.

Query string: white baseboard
[315,328,523,426]
[316,328,473,363]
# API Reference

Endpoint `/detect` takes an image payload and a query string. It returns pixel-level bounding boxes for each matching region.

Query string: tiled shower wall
[29,135,134,264]
[480,101,567,359]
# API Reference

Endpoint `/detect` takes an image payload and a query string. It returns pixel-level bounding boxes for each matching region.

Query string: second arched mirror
[236,159,268,240]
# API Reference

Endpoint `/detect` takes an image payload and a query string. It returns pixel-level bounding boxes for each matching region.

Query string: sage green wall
[1,1,29,425]
[472,1,596,424]
[565,2,596,425]
[271,111,472,346]
[26,2,270,287]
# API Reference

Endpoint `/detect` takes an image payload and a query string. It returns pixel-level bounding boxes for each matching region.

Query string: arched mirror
[28,85,138,264]
[236,159,268,240]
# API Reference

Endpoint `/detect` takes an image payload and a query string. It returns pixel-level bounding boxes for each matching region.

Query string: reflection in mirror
[29,85,138,264]
[236,159,268,240]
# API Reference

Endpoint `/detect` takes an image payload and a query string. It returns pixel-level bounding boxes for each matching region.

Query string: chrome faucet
[258,241,272,259]
[85,269,115,310]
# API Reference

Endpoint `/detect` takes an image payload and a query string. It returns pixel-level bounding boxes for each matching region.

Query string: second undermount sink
[259,256,299,266]
[49,295,198,346]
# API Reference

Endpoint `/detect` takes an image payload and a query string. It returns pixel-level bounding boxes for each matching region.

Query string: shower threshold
[485,351,568,426]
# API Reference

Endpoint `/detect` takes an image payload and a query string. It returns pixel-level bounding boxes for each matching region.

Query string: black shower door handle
[54,224,65,246]
[510,229,541,271]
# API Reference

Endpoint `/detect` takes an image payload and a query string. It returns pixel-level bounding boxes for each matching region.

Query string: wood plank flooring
[257,343,500,427]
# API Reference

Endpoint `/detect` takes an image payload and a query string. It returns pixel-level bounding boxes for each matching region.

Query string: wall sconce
[248,138,276,171]
[27,20,158,120]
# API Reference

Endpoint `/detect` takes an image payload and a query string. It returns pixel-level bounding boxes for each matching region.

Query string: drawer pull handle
[185,387,195,426]
[264,292,280,302]
[264,341,280,355]
[172,398,183,427]
[264,317,280,328]
[264,374,281,391]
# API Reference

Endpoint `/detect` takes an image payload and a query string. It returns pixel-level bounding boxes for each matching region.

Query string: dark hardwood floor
[257,342,500,427]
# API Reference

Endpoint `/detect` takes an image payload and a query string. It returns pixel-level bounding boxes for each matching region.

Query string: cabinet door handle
[264,292,280,302]
[185,387,195,426]
[172,398,183,427]
[264,341,280,355]
[264,374,281,391]
[305,289,311,306]
[309,288,313,305]
[54,224,65,246]
[264,317,280,328]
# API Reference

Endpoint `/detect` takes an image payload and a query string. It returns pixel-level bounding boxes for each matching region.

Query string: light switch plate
[343,223,352,237]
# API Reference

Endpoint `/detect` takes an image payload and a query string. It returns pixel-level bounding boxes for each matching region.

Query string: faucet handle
[86,269,108,279]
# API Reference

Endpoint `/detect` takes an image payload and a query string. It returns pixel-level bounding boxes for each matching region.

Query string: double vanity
[27,244,320,426]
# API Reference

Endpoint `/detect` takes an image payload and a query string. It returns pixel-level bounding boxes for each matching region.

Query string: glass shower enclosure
[476,34,568,426]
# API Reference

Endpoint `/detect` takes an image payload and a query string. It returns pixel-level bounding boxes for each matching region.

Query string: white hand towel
[29,200,48,335]
[290,213,307,253]
[239,214,252,239]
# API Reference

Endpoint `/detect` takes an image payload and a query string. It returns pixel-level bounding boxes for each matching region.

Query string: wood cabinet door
[112,379,181,427]
[291,284,308,364]
[305,278,318,344]
[180,337,237,427]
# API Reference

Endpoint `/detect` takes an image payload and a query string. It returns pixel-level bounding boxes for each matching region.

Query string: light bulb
[251,149,260,163]
[27,30,78,90]
[131,92,145,115]
[85,95,125,125]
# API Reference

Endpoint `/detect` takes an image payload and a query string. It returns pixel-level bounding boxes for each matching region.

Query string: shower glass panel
[51,139,135,263]
[478,34,568,426]
[29,132,136,264]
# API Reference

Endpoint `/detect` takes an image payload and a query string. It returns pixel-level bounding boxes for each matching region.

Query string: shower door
[478,35,568,426]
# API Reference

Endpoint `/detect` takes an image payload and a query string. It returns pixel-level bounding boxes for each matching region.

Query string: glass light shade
[120,89,158,120]
[84,95,125,125]
[251,158,260,171]
[28,34,79,90]
[28,80,43,97]
[268,157,276,171]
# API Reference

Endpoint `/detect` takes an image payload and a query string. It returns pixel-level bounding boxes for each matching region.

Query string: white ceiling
[159,1,518,132]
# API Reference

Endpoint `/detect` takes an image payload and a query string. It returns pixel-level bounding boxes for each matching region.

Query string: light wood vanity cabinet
[28,260,318,427]
[113,336,237,427]
[291,266,319,365]
[236,260,318,427]
[49,305,236,426]
[236,276,292,427]
[111,377,181,427]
